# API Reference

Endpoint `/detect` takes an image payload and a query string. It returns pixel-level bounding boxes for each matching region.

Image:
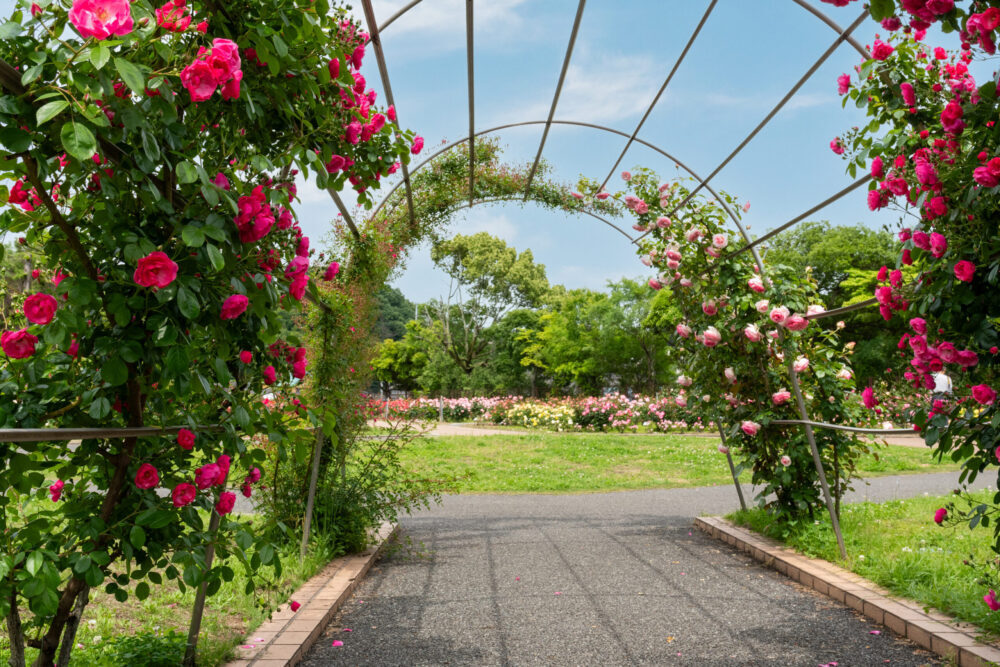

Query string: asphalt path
[300,470,989,666]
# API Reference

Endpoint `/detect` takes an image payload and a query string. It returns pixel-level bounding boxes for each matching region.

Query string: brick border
[695,516,1000,667]
[224,522,397,667]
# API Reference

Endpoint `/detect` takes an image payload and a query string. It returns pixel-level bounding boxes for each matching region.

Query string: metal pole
[183,499,223,666]
[438,396,444,422]
[465,0,475,207]
[718,426,747,511]
[300,428,325,560]
[788,368,847,559]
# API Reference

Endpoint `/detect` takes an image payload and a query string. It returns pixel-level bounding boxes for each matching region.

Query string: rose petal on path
[342,628,352,632]
[869,630,881,635]
[332,640,344,647]
[240,645,255,649]
[554,591,561,595]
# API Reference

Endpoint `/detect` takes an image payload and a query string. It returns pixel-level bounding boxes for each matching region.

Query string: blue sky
[1,1,971,304]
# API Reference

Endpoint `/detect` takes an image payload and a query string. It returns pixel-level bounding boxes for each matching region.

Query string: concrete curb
[224,522,397,667]
[695,516,1000,667]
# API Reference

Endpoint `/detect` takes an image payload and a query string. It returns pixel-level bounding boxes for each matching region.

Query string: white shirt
[932,372,952,394]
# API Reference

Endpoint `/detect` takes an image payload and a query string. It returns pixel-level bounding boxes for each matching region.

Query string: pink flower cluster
[180,39,242,102]
[68,0,133,40]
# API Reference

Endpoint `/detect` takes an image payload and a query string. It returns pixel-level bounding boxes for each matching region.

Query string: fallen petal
[869,630,881,635]
[240,645,255,649]
[332,640,344,647]
[554,591,561,595]
[342,628,352,632]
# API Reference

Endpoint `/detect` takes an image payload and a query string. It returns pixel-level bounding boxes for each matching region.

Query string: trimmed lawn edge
[223,522,397,667]
[694,516,1000,667]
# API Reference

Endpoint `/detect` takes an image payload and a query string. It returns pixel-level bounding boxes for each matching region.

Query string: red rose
[23,293,58,325]
[220,294,249,319]
[172,482,197,507]
[215,491,236,515]
[954,260,976,282]
[263,365,276,385]
[239,350,252,363]
[177,428,195,450]
[195,463,221,490]
[134,463,160,490]
[1,329,38,359]
[972,384,997,405]
[134,251,178,288]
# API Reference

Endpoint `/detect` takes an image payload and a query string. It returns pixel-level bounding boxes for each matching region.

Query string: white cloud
[517,50,660,125]
[452,208,519,242]
[372,0,530,42]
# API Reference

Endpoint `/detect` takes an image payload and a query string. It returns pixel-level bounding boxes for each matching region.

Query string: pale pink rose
[717,444,730,454]
[744,324,763,342]
[634,200,649,214]
[769,306,790,325]
[69,0,133,39]
[792,356,809,373]
[676,323,691,338]
[784,315,809,331]
[780,455,792,467]
[621,171,631,181]
[754,299,770,314]
[665,249,682,261]
[836,368,853,380]
[684,228,703,242]
[747,276,765,293]
[648,278,662,290]
[705,247,720,258]
[676,375,692,387]
[806,304,825,316]
[657,217,671,228]
[724,367,736,384]
[675,395,687,408]
[772,390,792,405]
[711,233,728,249]
[702,326,721,347]
[679,278,692,287]
[640,256,652,267]
[596,192,610,200]
[741,421,760,436]
[702,300,718,316]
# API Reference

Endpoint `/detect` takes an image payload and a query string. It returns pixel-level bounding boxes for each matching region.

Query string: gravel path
[300,470,986,666]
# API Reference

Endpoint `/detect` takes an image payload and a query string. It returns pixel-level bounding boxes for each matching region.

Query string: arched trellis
[348,0,903,558]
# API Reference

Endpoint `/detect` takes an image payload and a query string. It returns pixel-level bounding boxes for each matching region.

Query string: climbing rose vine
[0,0,415,664]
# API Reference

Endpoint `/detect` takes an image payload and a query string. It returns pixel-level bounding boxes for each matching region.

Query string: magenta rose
[940,99,965,134]
[934,508,947,524]
[240,350,252,363]
[972,384,997,405]
[134,463,159,490]
[23,293,58,325]
[177,428,195,450]
[862,386,879,409]
[49,479,64,502]
[215,455,231,484]
[263,365,276,385]
[172,482,197,508]
[954,260,976,282]
[195,463,221,490]
[411,136,424,154]
[220,294,249,320]
[215,491,236,516]
[180,59,218,102]
[69,0,133,40]
[323,262,340,281]
[1,329,38,359]
[871,39,894,60]
[134,251,178,288]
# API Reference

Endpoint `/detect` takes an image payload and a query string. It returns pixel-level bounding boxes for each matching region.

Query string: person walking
[931,370,953,404]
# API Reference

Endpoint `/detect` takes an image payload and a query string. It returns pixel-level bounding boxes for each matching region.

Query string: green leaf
[88,397,111,420]
[868,0,895,21]
[129,525,146,548]
[114,57,146,94]
[74,555,92,574]
[272,34,288,58]
[181,225,205,248]
[25,552,43,576]
[205,244,225,272]
[0,21,23,39]
[176,287,200,319]
[101,357,129,387]
[60,121,97,162]
[0,127,32,152]
[21,63,43,86]
[176,161,198,184]
[90,45,111,70]
[35,100,68,127]
[140,129,160,162]
[135,582,150,600]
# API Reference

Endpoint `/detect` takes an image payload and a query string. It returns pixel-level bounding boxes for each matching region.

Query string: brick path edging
[695,516,1000,667]
[223,522,397,667]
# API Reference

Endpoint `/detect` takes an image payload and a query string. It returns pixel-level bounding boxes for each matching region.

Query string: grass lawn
[0,532,337,667]
[729,489,1000,637]
[397,433,958,494]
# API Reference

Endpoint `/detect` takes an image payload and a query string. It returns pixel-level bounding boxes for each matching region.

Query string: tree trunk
[56,587,90,667]
[6,590,26,667]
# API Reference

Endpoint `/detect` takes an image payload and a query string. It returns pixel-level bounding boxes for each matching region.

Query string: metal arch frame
[359,0,416,229]
[523,0,587,198]
[636,8,869,242]
[598,0,717,193]
[367,119,754,243]
[465,0,475,208]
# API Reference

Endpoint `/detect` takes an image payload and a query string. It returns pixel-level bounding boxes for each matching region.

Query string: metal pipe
[599,0,717,192]
[466,0,475,207]
[771,419,916,436]
[0,425,220,443]
[805,297,877,320]
[327,187,361,239]
[719,426,747,511]
[523,0,587,198]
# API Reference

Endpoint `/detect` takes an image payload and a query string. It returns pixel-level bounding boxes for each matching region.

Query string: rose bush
[0,0,414,663]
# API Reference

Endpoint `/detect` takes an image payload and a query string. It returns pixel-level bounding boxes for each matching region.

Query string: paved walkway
[302,470,988,666]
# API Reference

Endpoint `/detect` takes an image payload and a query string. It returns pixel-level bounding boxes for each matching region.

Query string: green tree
[373,286,415,341]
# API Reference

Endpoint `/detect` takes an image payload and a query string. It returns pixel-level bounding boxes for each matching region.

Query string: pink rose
[323,262,340,281]
[862,386,879,409]
[240,350,252,363]
[900,82,916,106]
[957,350,979,368]
[69,0,133,39]
[724,367,736,384]
[755,299,770,314]
[49,479,64,502]
[135,463,159,490]
[216,491,236,515]
[744,324,763,342]
[195,463,221,490]
[213,172,230,190]
[263,365,276,385]
[780,455,792,467]
[290,600,302,612]
[241,483,253,498]
[972,384,997,405]
[769,306,789,325]
[784,315,808,331]
[180,59,217,102]
[172,482,196,507]
[215,455,231,484]
[220,74,241,100]
[648,278,662,291]
[940,99,965,134]
[986,590,1000,611]
[717,444,729,454]
[974,165,1000,187]
[23,293,57,325]
[871,39,894,60]
[210,39,241,79]
[933,507,947,524]
[954,260,976,282]
[220,294,249,320]
[915,160,938,186]
[676,323,691,338]
[792,356,809,373]
[870,156,884,179]
[772,391,791,406]
[741,421,760,437]
[837,73,850,95]
[411,136,424,154]
[909,318,927,335]
[702,327,721,347]
[702,300,718,316]
[293,359,307,379]
[134,251,178,288]
[248,467,262,483]
[747,276,765,293]
[2,329,38,359]
[177,428,195,450]
[621,171,631,181]
[711,233,728,249]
